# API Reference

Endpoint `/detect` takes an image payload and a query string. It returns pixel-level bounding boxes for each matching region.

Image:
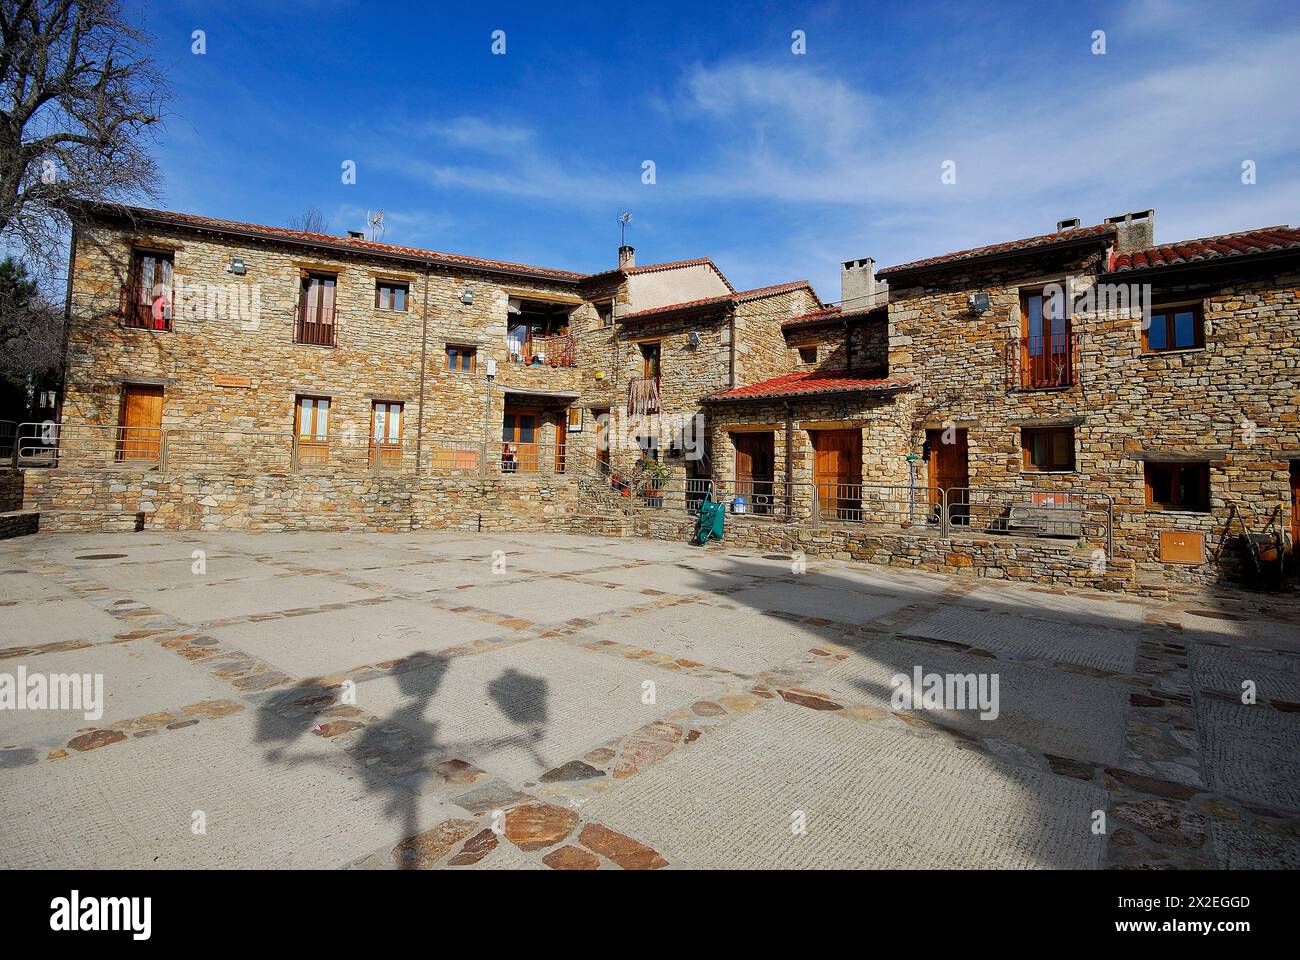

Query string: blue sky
[135,0,1299,300]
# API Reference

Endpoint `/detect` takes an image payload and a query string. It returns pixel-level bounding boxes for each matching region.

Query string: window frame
[1144,460,1210,512]
[1142,301,1204,353]
[797,345,818,364]
[374,280,409,312]
[1021,426,1076,472]
[445,344,477,373]
[127,249,175,331]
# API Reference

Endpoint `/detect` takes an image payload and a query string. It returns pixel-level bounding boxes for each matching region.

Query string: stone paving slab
[569,604,842,676]
[1196,696,1300,812]
[0,641,235,749]
[961,586,1147,627]
[338,559,528,594]
[446,578,654,624]
[574,562,737,596]
[0,709,466,869]
[904,606,1138,672]
[581,704,1109,869]
[719,581,915,627]
[1179,612,1300,653]
[353,638,722,785]
[0,597,134,646]
[1210,818,1300,869]
[0,570,76,602]
[137,576,382,624]
[83,554,287,592]
[204,599,509,677]
[813,635,1130,765]
[497,548,630,575]
[1188,644,1300,703]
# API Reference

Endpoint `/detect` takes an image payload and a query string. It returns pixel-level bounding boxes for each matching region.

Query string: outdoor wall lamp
[227,257,246,275]
[688,330,700,347]
[460,287,474,305]
[968,291,990,314]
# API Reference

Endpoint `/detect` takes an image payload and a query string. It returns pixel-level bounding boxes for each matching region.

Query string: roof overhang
[702,382,913,404]
[878,233,1113,284]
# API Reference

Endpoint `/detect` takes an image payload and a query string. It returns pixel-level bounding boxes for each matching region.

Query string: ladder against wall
[1212,503,1287,589]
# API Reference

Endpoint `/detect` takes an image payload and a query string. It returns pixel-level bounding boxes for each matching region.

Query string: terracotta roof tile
[1108,226,1300,273]
[878,223,1115,277]
[703,369,912,402]
[621,294,735,321]
[87,203,588,281]
[732,279,818,303]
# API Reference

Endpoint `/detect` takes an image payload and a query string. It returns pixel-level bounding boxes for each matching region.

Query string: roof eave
[702,383,912,404]
[79,203,587,286]
[1108,247,1300,281]
[878,233,1114,283]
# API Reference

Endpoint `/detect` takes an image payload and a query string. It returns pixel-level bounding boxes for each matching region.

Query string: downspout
[56,224,78,427]
[728,305,736,389]
[784,400,794,520]
[414,264,431,472]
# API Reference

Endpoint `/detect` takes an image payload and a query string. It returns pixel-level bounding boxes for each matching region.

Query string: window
[566,406,584,432]
[1144,461,1210,512]
[297,273,337,346]
[295,395,331,465]
[595,301,613,328]
[446,345,476,372]
[127,250,174,330]
[1021,427,1075,471]
[1144,303,1203,352]
[1018,286,1074,388]
[507,297,575,366]
[798,345,818,364]
[370,401,403,470]
[375,281,408,312]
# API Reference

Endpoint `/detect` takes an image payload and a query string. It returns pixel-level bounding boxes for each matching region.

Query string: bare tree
[286,206,329,234]
[0,0,167,275]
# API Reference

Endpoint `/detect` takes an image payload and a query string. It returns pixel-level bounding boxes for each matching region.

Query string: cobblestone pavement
[1,530,1298,869]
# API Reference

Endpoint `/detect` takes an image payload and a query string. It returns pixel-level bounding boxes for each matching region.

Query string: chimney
[1056,217,1081,231]
[346,229,364,239]
[1104,209,1155,253]
[618,245,636,270]
[841,257,887,310]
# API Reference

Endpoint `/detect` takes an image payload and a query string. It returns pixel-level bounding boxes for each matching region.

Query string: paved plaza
[1,530,1298,869]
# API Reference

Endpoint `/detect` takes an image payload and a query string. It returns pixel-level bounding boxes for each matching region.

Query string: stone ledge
[0,509,39,539]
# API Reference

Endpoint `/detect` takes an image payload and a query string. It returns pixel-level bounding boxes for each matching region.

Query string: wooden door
[369,401,402,471]
[502,409,539,472]
[594,409,611,475]
[554,412,568,474]
[811,429,862,520]
[733,432,775,515]
[927,427,969,523]
[118,384,163,461]
[1291,461,1299,561]
[296,395,331,466]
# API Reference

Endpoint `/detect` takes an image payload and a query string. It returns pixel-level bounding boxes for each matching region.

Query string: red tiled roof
[878,223,1115,277]
[622,294,734,321]
[703,369,912,402]
[85,203,589,281]
[622,279,819,322]
[733,279,818,303]
[1108,226,1300,273]
[588,256,737,293]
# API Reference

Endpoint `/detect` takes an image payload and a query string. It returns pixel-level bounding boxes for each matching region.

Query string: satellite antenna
[366,209,386,242]
[618,211,632,246]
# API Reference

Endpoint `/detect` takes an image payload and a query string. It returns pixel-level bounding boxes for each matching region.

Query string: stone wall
[0,469,23,512]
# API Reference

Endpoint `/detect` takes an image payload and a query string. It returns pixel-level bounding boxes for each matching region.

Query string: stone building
[10,202,1300,592]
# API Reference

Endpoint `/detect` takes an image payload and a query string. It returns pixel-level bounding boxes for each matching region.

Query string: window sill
[1141,346,1206,358]
[1022,469,1076,475]
[373,307,409,314]
[1144,507,1211,516]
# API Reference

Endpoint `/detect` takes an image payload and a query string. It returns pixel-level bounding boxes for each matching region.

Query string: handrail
[944,485,1113,556]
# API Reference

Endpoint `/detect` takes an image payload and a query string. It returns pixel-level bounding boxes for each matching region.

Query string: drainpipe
[414,265,431,472]
[784,400,794,520]
[727,305,736,389]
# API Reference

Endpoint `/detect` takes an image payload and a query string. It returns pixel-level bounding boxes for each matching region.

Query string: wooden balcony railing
[121,285,172,330]
[295,304,337,346]
[627,376,661,415]
[1005,333,1080,390]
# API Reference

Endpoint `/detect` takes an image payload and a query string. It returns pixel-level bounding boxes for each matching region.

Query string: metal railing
[1004,332,1081,389]
[294,304,337,346]
[16,422,163,468]
[709,479,816,524]
[627,377,661,415]
[814,482,947,533]
[507,333,576,368]
[121,285,173,330]
[944,485,1113,556]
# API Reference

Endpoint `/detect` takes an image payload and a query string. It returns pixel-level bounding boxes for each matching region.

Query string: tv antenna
[367,209,385,242]
[618,211,632,246]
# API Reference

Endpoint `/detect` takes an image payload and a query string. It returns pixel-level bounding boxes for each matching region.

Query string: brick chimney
[1105,209,1155,253]
[841,257,887,310]
[618,245,636,270]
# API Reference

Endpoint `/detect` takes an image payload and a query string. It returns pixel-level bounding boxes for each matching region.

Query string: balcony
[295,303,337,346]
[627,376,661,415]
[1004,333,1080,390]
[507,333,576,368]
